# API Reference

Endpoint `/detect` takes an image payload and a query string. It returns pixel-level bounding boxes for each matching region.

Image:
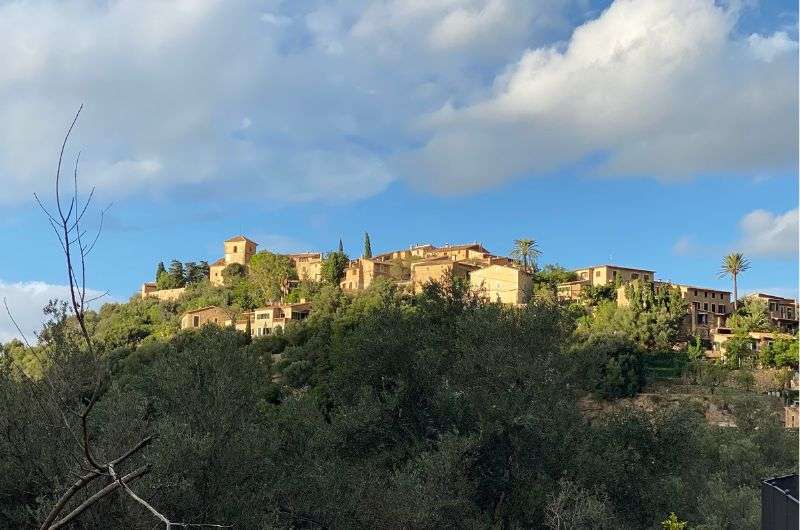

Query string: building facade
[289,252,324,282]
[250,302,312,337]
[410,258,480,292]
[469,265,533,305]
[557,264,654,301]
[180,306,231,330]
[747,293,798,333]
[209,235,258,286]
[677,284,732,339]
[340,258,393,291]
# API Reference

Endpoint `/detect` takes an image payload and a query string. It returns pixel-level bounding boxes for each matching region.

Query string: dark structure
[762,474,799,530]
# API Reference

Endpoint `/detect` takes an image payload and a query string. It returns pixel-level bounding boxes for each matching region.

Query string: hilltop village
[141,235,798,361]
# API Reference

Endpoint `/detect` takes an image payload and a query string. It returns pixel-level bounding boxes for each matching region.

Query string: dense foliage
[1,277,795,529]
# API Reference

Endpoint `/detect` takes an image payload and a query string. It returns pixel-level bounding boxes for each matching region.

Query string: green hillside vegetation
[1,273,796,529]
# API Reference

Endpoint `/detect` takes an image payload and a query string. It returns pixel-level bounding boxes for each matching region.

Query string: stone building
[469,264,533,306]
[557,264,654,301]
[746,293,798,333]
[180,306,231,330]
[209,235,258,286]
[340,258,393,291]
[410,257,480,292]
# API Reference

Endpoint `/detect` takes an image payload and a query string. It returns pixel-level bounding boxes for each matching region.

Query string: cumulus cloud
[0,0,795,204]
[737,208,798,257]
[403,0,798,193]
[0,0,578,206]
[0,280,106,343]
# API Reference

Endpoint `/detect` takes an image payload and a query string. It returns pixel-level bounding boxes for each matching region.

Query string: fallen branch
[49,465,150,530]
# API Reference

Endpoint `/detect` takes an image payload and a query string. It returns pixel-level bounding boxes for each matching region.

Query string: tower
[223,235,257,266]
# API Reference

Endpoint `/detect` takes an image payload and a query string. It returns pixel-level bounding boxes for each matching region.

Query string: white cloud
[0,280,106,343]
[403,0,798,193]
[0,0,794,204]
[748,31,798,62]
[737,208,798,257]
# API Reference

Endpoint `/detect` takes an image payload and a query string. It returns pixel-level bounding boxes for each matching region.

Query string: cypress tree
[363,232,372,258]
[338,238,344,254]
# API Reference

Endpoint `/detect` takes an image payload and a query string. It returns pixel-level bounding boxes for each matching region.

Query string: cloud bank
[0,280,106,343]
[0,0,795,205]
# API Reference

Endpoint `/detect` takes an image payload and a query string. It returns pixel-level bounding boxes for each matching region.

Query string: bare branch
[108,463,171,527]
[48,465,150,530]
[54,105,83,223]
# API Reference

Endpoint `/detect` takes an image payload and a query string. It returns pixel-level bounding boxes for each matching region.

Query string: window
[595,270,601,277]
[693,302,700,310]
[193,316,199,327]
[718,304,726,314]
[711,304,716,312]
[711,292,716,299]
[693,289,698,296]
[233,245,238,252]
[256,313,268,320]
[697,313,708,325]
[703,291,708,298]
[703,303,708,311]
[632,273,639,279]
[770,302,777,311]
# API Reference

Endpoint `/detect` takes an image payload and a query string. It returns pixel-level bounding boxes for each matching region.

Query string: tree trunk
[733,273,738,311]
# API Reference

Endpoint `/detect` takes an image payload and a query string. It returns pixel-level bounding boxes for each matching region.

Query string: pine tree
[184,262,199,284]
[198,260,210,281]
[363,232,372,259]
[168,260,185,288]
[156,261,166,281]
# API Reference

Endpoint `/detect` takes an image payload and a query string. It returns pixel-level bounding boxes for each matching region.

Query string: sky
[0,0,797,341]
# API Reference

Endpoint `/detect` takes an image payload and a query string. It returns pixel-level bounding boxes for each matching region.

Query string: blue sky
[0,0,797,341]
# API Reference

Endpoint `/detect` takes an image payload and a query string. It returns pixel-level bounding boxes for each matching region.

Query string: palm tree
[510,238,541,271]
[718,253,750,311]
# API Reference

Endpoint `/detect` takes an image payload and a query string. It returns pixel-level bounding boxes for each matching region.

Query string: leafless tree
[5,106,231,529]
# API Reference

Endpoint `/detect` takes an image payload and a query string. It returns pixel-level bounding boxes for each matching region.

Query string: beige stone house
[410,258,480,292]
[557,264,654,301]
[209,235,258,286]
[678,285,732,338]
[710,329,795,360]
[616,281,731,342]
[249,302,312,337]
[373,244,436,262]
[180,306,231,330]
[340,258,392,291]
[289,252,324,282]
[424,243,492,263]
[374,242,498,265]
[470,265,533,305]
[746,293,798,333]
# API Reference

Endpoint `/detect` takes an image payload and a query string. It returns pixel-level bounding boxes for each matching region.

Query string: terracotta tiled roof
[183,305,226,315]
[225,235,257,244]
[575,264,655,273]
[210,258,226,266]
[435,243,488,252]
